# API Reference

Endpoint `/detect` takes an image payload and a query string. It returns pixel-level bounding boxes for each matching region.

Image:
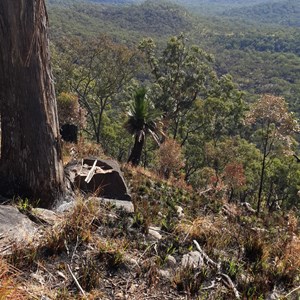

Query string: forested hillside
[223,0,300,27]
[0,1,299,299]
[47,0,300,115]
[47,0,300,211]
[48,1,193,42]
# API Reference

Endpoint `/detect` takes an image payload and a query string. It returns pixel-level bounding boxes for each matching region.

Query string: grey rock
[55,201,75,213]
[148,226,162,240]
[181,251,204,269]
[266,291,281,300]
[66,158,131,201]
[123,255,140,270]
[32,208,61,225]
[241,202,256,213]
[0,205,38,252]
[89,197,134,213]
[158,269,171,280]
[266,287,283,300]
[175,205,184,218]
[165,255,177,268]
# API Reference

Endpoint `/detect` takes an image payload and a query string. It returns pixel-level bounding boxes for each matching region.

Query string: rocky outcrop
[89,197,134,213]
[0,205,38,253]
[65,158,131,201]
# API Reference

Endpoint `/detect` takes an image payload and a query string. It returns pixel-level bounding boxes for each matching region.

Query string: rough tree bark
[0,0,65,208]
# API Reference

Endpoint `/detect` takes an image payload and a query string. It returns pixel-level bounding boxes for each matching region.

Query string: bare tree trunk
[257,131,269,215]
[128,133,145,166]
[0,0,65,208]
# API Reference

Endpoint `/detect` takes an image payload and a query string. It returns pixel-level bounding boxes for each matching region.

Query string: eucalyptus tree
[246,94,299,214]
[0,0,65,207]
[181,75,246,184]
[139,34,248,183]
[264,156,300,211]
[139,34,216,139]
[55,36,140,143]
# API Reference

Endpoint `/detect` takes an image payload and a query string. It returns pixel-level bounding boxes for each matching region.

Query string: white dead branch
[193,240,241,299]
[85,160,98,183]
[83,160,113,184]
[67,264,87,298]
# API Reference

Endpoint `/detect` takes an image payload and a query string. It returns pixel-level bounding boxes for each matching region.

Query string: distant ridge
[222,0,300,27]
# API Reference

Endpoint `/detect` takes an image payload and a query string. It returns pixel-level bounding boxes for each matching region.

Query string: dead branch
[67,264,87,298]
[71,235,80,264]
[85,159,98,183]
[201,280,217,290]
[137,242,157,264]
[198,187,213,195]
[285,285,300,298]
[218,273,241,299]
[193,240,219,269]
[193,240,240,299]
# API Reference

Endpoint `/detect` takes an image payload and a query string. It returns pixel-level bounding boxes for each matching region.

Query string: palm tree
[125,87,161,166]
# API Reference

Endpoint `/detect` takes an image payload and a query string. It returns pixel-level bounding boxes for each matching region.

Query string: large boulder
[0,205,38,253]
[65,158,131,201]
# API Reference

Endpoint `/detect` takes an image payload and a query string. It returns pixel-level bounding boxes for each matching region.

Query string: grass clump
[41,198,100,255]
[0,258,27,300]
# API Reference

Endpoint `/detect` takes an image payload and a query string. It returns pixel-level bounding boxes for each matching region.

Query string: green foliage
[264,156,300,210]
[125,166,198,229]
[56,92,81,125]
[223,0,300,27]
[53,35,139,143]
[139,34,216,138]
[246,94,299,213]
[48,0,300,216]
[16,198,33,213]
[125,87,157,136]
[48,0,300,118]
[125,87,161,165]
[48,0,192,42]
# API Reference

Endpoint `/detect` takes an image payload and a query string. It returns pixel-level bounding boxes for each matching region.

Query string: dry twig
[285,285,300,298]
[67,264,87,298]
[193,240,219,269]
[193,240,240,299]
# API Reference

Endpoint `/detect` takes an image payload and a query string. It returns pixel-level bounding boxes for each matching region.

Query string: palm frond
[125,86,163,141]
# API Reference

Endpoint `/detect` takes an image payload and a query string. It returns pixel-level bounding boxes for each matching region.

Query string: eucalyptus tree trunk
[0,0,65,208]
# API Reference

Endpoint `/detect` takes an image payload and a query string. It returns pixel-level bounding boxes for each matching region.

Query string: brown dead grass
[175,216,219,240]
[62,140,106,165]
[281,234,300,273]
[0,259,27,300]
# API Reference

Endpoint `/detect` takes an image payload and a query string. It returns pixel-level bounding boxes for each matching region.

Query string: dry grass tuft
[155,138,185,179]
[41,199,100,255]
[285,235,300,268]
[175,216,219,240]
[0,259,27,300]
[173,265,209,297]
[276,234,300,283]
[286,211,299,234]
[76,139,105,158]
[62,140,106,164]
